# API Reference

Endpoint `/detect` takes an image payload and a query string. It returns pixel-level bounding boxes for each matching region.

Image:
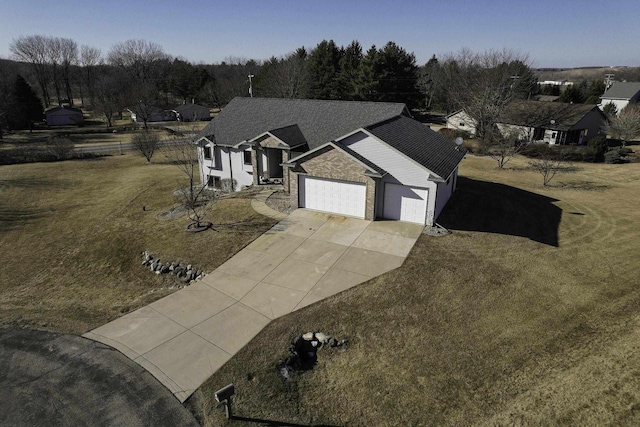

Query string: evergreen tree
[9,75,43,131]
[307,40,341,99]
[375,42,420,107]
[334,41,363,100]
[355,45,380,101]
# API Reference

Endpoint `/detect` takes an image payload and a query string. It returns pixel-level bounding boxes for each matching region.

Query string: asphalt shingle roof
[365,115,466,179]
[498,100,603,131]
[199,97,408,149]
[268,124,307,148]
[601,82,640,100]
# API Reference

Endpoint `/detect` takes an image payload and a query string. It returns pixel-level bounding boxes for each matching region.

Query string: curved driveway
[0,328,198,427]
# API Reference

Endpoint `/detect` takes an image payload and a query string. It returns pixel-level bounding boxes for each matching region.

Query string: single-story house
[447,101,606,145]
[45,106,84,126]
[197,97,466,226]
[127,104,176,123]
[172,103,211,121]
[496,100,607,145]
[599,81,640,114]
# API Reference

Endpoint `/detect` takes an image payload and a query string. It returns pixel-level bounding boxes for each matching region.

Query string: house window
[203,146,212,160]
[207,175,221,188]
[243,150,252,165]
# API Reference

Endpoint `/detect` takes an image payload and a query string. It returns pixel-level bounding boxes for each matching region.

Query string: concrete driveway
[85,210,423,402]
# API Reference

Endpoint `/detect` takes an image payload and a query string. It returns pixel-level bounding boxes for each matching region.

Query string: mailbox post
[214,383,235,419]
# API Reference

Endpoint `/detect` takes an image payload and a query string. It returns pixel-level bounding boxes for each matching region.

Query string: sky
[1,0,638,68]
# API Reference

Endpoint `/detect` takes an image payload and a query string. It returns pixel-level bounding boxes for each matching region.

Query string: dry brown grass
[192,155,640,426]
[0,153,276,333]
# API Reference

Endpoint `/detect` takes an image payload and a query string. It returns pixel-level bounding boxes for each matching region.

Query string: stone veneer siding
[289,146,377,220]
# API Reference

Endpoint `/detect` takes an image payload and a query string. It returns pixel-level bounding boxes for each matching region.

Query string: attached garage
[382,183,428,225]
[299,176,366,218]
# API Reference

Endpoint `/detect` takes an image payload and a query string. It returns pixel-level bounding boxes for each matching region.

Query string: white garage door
[299,176,366,218]
[383,183,428,225]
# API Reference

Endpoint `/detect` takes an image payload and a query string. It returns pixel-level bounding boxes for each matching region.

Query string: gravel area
[265,190,292,214]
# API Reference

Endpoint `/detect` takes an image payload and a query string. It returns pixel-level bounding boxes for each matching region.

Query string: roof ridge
[232,96,406,107]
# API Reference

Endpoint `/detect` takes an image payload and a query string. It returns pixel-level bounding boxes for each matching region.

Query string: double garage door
[299,176,366,218]
[298,177,428,225]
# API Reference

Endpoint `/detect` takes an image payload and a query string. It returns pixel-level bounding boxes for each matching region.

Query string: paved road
[0,328,199,427]
[74,139,187,154]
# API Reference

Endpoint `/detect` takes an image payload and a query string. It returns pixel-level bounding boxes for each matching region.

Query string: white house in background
[599,81,640,114]
[45,106,84,126]
[172,103,211,121]
[197,97,466,226]
[445,110,477,135]
[446,101,606,145]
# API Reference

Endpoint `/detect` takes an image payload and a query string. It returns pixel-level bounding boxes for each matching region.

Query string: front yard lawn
[191,155,640,426]
[0,153,276,333]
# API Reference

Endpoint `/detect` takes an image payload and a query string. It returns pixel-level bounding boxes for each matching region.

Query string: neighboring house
[45,106,84,126]
[448,101,606,145]
[445,110,477,135]
[599,81,640,113]
[127,104,176,123]
[172,103,211,121]
[197,97,466,226]
[496,100,607,145]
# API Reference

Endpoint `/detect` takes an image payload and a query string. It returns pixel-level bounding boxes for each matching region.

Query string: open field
[192,155,640,426]
[0,153,276,333]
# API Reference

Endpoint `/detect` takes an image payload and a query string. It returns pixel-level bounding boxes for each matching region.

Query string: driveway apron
[84,209,423,402]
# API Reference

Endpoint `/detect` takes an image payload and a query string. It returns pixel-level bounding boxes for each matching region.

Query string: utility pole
[248,74,255,98]
[605,73,615,90]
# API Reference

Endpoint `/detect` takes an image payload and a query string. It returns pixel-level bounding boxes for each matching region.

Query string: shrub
[44,137,75,160]
[521,143,605,163]
[220,178,237,192]
[438,128,472,141]
[604,149,624,164]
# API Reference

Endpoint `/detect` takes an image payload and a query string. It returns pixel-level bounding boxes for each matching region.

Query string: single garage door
[383,183,428,225]
[299,176,366,218]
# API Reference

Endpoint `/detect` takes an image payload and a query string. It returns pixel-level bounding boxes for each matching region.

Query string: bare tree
[442,48,537,139]
[79,45,102,106]
[486,127,527,169]
[132,130,159,162]
[605,104,640,147]
[45,137,75,160]
[257,49,309,98]
[529,154,572,186]
[93,70,132,127]
[162,130,215,231]
[10,35,51,106]
[107,39,168,82]
[59,38,78,105]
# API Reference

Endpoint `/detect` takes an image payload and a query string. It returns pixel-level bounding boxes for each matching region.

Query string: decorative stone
[315,332,330,343]
[302,332,314,341]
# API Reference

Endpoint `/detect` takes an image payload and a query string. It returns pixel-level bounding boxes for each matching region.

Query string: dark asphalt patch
[0,328,199,427]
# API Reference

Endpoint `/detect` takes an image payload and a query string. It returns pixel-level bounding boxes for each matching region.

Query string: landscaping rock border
[141,250,205,286]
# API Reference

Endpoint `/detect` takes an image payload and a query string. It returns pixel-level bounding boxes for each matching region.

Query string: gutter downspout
[228,149,235,191]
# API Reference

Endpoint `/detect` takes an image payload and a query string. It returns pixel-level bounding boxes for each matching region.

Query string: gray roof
[173,103,210,113]
[365,115,466,179]
[498,100,604,131]
[601,82,640,100]
[268,124,307,148]
[200,97,409,149]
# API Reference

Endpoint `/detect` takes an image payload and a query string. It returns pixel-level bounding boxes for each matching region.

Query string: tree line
[1,34,622,136]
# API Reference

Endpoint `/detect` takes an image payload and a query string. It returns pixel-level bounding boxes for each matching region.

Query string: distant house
[45,106,84,126]
[445,110,477,135]
[599,82,640,113]
[172,103,211,122]
[496,101,607,145]
[127,104,176,123]
[448,101,607,145]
